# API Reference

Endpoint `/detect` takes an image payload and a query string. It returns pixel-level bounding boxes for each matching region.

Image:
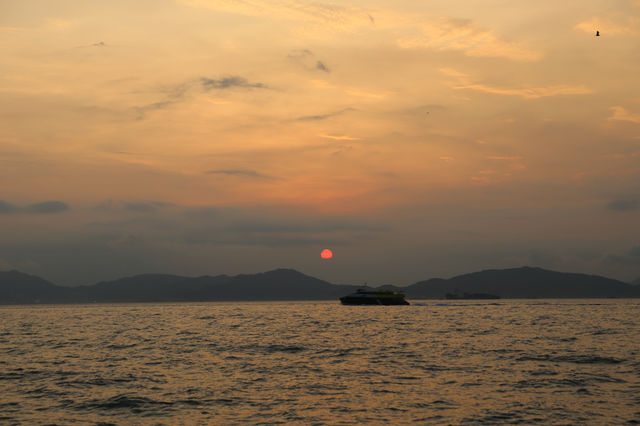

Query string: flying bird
[595,30,600,37]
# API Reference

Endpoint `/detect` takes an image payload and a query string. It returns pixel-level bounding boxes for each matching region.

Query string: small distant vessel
[340,288,410,305]
[445,292,500,300]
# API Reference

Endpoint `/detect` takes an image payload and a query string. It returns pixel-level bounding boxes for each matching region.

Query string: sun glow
[320,249,333,259]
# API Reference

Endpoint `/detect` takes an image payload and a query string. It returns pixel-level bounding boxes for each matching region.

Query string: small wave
[264,344,306,353]
[105,343,138,350]
[517,354,625,364]
[75,394,171,411]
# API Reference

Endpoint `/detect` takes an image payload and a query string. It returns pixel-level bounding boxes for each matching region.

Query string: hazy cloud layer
[123,202,174,213]
[398,18,543,62]
[205,169,271,179]
[0,200,69,215]
[200,76,266,90]
[607,199,639,211]
[288,49,331,73]
[441,68,593,99]
[136,75,267,117]
[0,201,18,215]
[295,108,355,121]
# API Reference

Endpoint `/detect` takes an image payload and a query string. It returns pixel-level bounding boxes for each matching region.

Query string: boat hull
[340,296,410,305]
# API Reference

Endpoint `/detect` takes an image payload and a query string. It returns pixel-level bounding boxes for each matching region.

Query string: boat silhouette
[340,288,410,305]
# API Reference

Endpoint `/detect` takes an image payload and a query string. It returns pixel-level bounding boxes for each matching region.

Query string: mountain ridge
[1,266,639,304]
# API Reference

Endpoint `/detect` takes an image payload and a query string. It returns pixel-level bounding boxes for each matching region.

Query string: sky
[1,0,640,286]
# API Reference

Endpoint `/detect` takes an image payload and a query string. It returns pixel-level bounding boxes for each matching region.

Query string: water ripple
[0,300,638,424]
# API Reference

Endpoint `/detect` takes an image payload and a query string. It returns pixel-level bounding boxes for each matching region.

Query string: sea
[1,300,638,424]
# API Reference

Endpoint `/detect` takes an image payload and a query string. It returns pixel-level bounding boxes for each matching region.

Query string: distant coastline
[1,266,639,305]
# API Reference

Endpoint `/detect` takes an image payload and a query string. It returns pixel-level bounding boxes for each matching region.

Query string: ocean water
[0,300,638,424]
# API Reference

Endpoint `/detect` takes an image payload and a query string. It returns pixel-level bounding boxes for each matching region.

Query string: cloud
[24,201,69,214]
[295,107,355,121]
[182,211,388,246]
[0,200,70,216]
[316,61,330,72]
[606,199,639,211]
[486,156,524,161]
[205,169,271,179]
[609,106,640,124]
[200,76,267,90]
[574,16,639,36]
[0,201,18,215]
[318,134,360,141]
[288,49,331,73]
[441,68,593,99]
[398,18,543,62]
[123,202,173,213]
[180,0,374,33]
[604,249,640,266]
[135,75,267,117]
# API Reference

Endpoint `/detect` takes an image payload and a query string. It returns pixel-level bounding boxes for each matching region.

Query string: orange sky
[1,0,639,285]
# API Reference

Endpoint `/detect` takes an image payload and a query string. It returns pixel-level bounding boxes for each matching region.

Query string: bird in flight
[595,30,600,37]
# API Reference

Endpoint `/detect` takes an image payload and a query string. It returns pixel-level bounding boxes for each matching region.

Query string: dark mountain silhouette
[400,267,640,299]
[74,269,357,302]
[631,278,640,286]
[1,266,639,304]
[0,269,358,304]
[0,270,71,303]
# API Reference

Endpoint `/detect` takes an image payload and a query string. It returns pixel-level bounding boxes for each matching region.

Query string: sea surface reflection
[1,300,639,424]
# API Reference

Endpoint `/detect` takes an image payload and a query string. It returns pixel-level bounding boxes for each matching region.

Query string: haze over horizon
[2,0,640,286]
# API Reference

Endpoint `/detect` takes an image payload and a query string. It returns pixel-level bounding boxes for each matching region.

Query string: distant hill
[0,270,71,304]
[631,278,640,286]
[401,267,640,299]
[1,266,639,304]
[75,269,357,302]
[0,269,358,304]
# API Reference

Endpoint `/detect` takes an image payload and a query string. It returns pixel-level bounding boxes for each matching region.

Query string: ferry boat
[340,288,410,305]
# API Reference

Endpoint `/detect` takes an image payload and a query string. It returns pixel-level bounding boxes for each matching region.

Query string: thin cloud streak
[200,76,267,90]
[609,106,640,124]
[0,200,69,215]
[398,18,543,62]
[441,68,593,99]
[205,169,271,179]
[318,134,361,141]
[294,107,355,121]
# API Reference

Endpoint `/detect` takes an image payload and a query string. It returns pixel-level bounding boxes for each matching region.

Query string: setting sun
[321,249,333,260]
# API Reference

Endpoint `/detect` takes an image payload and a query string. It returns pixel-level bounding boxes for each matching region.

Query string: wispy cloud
[441,68,593,99]
[123,202,174,213]
[0,200,70,215]
[288,49,331,73]
[398,18,543,62]
[295,107,355,121]
[135,75,267,117]
[181,0,374,32]
[205,169,271,179]
[318,134,360,141]
[486,156,524,161]
[25,201,69,214]
[575,16,639,36]
[609,106,640,124]
[315,61,330,73]
[606,199,639,211]
[0,201,18,215]
[200,76,267,90]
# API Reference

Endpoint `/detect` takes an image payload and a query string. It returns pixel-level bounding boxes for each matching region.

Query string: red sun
[320,249,333,259]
